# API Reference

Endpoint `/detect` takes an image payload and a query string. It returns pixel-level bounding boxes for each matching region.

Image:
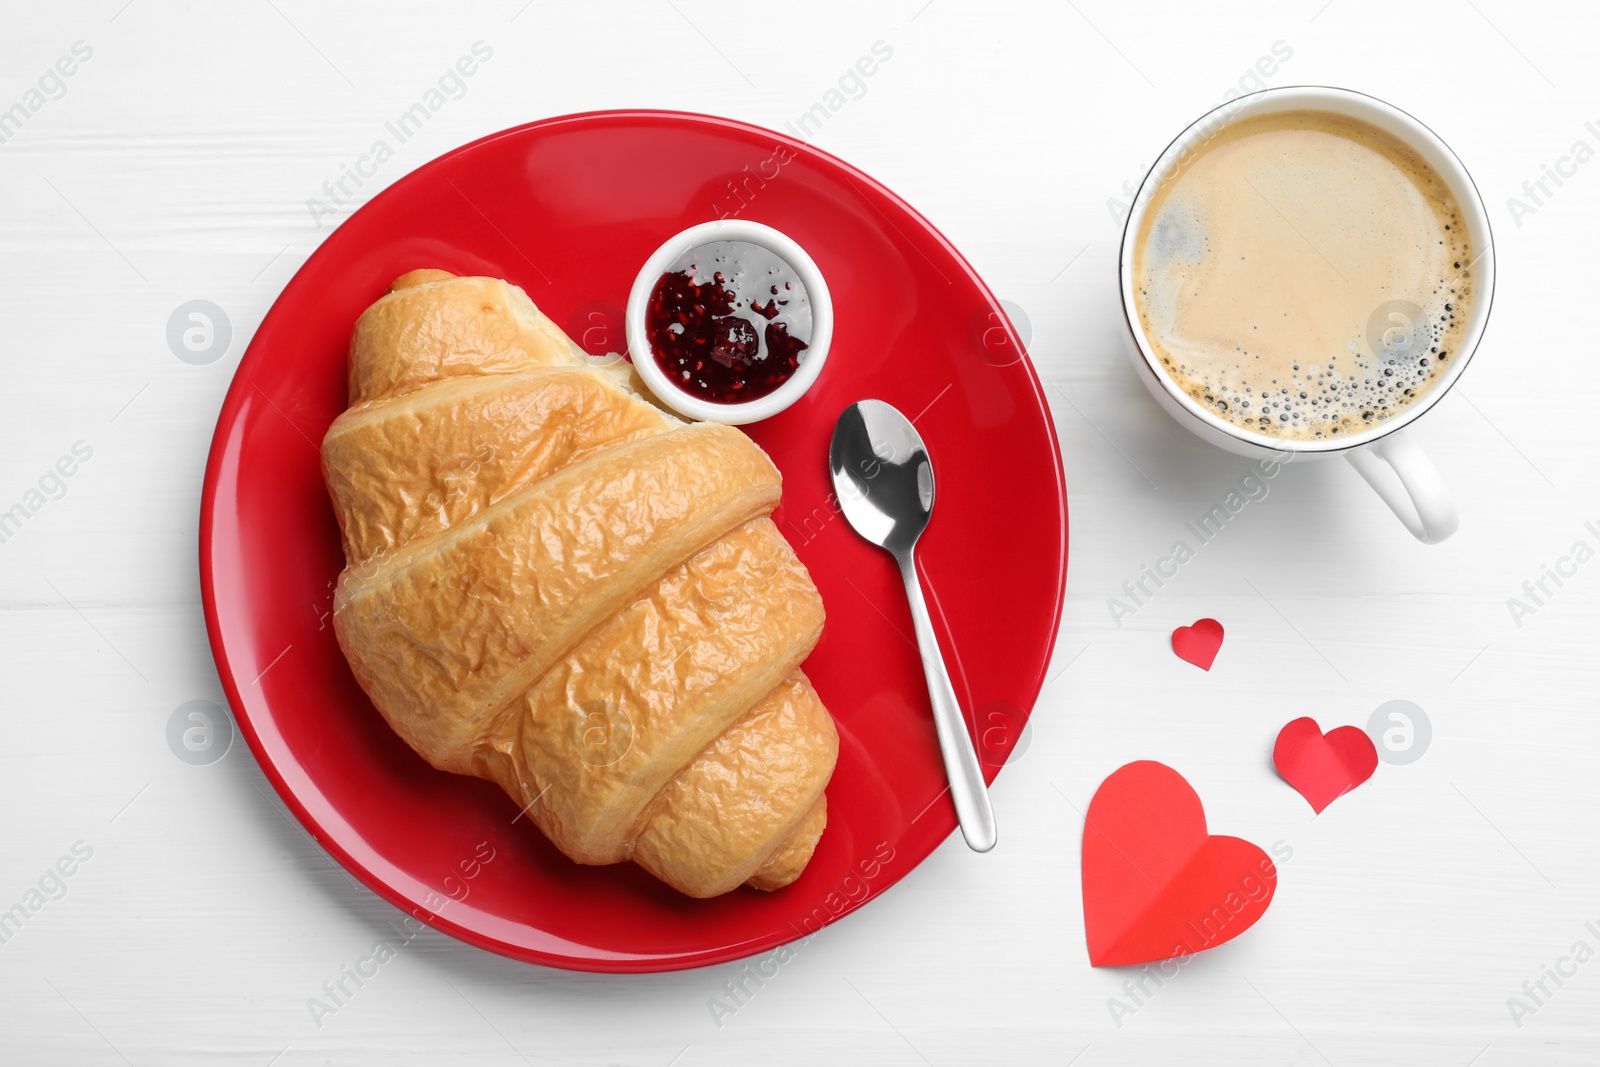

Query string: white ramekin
[625,220,833,425]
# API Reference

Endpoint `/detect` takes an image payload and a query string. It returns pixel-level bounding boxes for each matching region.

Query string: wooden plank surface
[1,1,1595,1063]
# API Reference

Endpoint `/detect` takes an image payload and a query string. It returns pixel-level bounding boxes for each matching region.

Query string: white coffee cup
[1118,86,1495,543]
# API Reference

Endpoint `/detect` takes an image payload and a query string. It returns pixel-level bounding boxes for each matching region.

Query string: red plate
[200,111,1067,972]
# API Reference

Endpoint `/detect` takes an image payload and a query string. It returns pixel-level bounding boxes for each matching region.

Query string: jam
[645,240,811,404]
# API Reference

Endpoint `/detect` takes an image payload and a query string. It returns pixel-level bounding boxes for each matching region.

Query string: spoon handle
[898,553,998,853]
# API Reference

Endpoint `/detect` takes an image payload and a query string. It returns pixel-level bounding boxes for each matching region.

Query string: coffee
[1132,109,1473,440]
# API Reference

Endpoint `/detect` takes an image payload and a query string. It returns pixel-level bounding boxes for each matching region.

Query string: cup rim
[1117,84,1496,454]
[625,219,833,425]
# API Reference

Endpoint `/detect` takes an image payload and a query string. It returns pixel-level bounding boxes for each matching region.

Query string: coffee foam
[1133,110,1474,440]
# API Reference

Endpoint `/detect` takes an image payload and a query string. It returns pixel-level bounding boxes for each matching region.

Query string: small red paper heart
[1082,761,1277,967]
[1171,618,1224,670]
[1272,717,1379,813]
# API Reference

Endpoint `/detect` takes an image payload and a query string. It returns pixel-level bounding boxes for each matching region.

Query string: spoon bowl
[829,399,936,556]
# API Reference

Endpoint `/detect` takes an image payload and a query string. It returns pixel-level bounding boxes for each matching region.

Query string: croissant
[320,269,838,897]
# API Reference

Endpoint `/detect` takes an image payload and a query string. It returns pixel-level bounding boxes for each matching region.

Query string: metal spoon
[829,399,997,852]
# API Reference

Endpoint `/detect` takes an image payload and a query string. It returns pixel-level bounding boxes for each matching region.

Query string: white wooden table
[2,1,1596,1063]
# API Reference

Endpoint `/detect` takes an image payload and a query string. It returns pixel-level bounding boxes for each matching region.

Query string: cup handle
[1344,429,1459,543]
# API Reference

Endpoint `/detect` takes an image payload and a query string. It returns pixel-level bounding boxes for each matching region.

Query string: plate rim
[199,108,1069,973]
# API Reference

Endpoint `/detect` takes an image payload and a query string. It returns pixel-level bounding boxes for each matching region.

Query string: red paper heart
[1171,618,1224,671]
[1082,761,1277,967]
[1272,717,1379,813]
